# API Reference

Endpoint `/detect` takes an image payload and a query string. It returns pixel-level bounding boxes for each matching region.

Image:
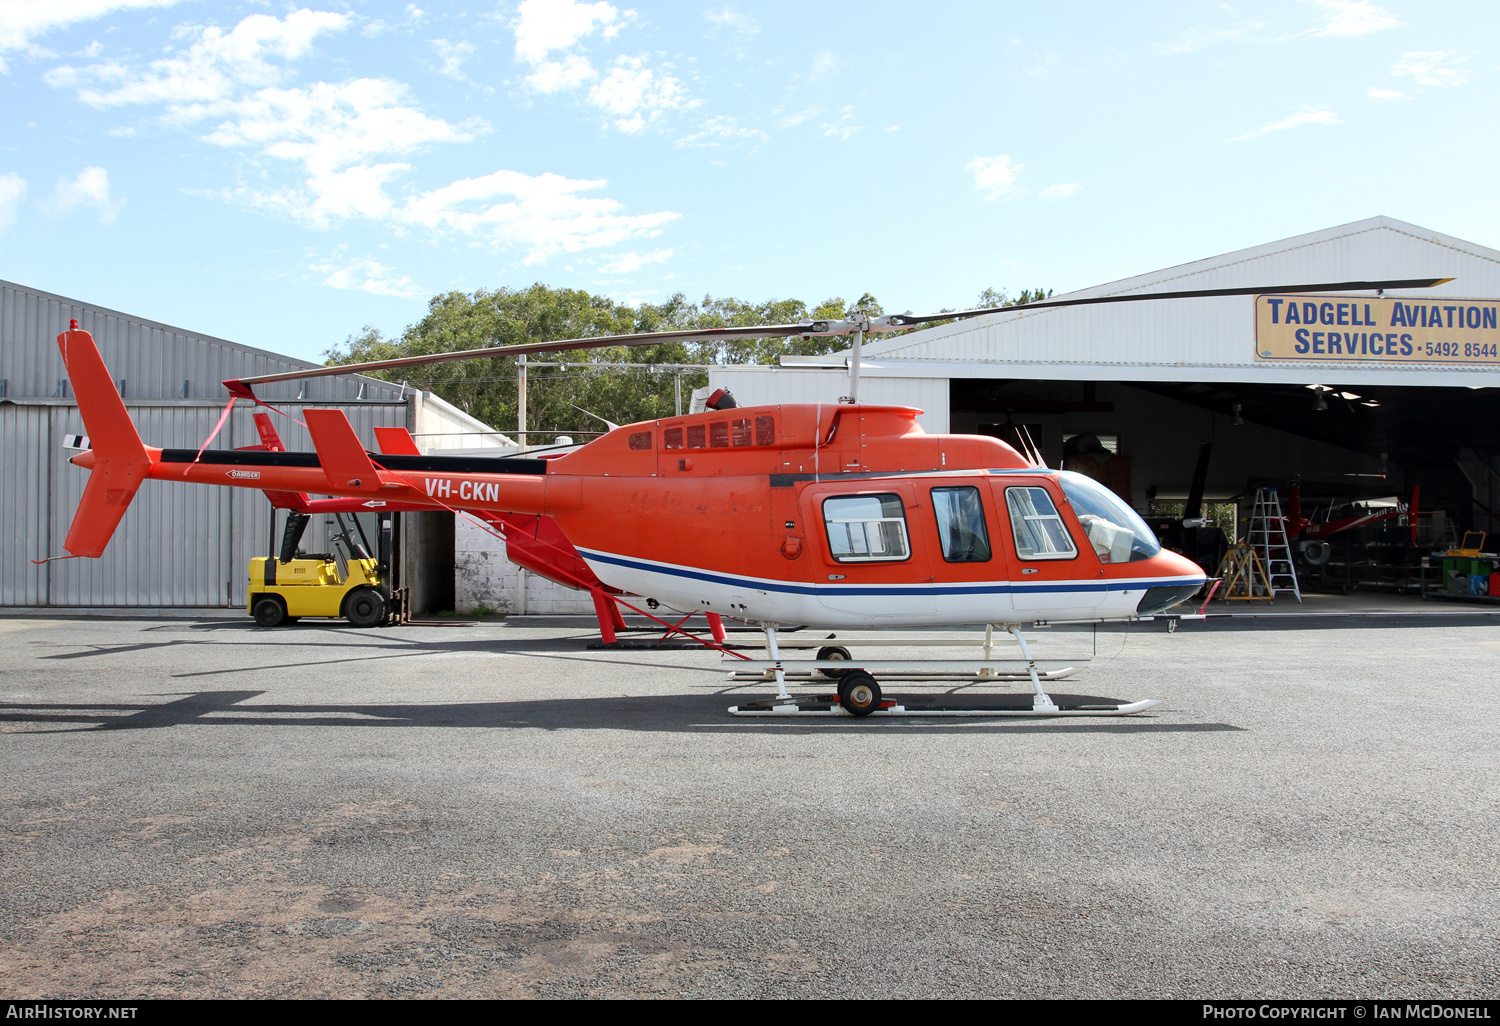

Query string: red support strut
[705,611,727,644]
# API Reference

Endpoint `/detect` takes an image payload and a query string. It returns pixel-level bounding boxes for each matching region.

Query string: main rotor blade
[229,322,826,389]
[225,276,1452,394]
[882,278,1455,328]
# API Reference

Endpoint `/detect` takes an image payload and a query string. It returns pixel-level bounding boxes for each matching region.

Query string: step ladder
[1248,487,1302,603]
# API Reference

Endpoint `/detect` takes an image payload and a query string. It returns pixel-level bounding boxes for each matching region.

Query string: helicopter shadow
[0,690,1245,736]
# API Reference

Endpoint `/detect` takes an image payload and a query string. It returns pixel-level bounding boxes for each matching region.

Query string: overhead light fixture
[1231,402,1244,427]
[1311,386,1329,412]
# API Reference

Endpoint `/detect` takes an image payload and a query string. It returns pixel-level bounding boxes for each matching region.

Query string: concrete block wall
[454,517,595,615]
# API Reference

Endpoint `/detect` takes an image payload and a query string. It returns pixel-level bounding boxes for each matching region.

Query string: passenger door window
[931,486,992,563]
[823,493,911,563]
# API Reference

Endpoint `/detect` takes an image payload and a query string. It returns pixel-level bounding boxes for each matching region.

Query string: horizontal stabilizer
[304,409,380,492]
[374,426,422,456]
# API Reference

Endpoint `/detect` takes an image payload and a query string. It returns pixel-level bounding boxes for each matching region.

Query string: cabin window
[628,431,652,450]
[1005,486,1077,560]
[731,417,752,446]
[686,424,706,449]
[709,421,730,448]
[755,415,775,447]
[823,493,910,563]
[663,427,683,450]
[931,486,992,563]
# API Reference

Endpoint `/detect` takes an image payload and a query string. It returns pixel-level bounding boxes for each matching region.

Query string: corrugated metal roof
[0,277,406,402]
[841,217,1500,386]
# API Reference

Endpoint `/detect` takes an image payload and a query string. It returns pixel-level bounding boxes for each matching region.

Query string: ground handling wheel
[343,587,388,628]
[816,645,853,679]
[252,596,287,628]
[837,670,882,717]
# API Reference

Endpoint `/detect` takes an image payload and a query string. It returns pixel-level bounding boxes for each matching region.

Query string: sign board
[1255,294,1500,364]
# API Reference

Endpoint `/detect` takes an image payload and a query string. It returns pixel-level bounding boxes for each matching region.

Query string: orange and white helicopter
[52,276,1449,717]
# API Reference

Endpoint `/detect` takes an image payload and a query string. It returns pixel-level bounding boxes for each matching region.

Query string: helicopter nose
[1135,548,1209,616]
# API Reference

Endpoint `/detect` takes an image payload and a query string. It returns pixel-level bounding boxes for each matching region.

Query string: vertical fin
[304,409,380,491]
[57,326,152,557]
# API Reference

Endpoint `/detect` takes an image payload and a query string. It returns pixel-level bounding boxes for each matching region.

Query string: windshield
[1057,471,1161,563]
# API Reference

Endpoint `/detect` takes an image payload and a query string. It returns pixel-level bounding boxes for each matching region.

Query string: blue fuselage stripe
[579,549,1203,598]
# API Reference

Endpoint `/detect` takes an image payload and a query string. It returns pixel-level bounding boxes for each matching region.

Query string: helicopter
[52,276,1451,716]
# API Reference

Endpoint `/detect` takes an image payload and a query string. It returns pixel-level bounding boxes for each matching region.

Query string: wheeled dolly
[730,622,1162,719]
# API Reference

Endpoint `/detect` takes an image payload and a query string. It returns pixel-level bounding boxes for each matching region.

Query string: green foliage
[324,283,1047,436]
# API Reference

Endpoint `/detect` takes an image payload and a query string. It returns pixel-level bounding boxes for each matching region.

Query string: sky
[1,0,1496,362]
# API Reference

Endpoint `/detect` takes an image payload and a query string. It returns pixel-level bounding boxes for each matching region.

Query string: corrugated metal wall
[1,276,414,607]
[4,399,411,608]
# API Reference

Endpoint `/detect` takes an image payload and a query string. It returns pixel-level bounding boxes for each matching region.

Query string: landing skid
[728,697,1163,718]
[737,622,1161,720]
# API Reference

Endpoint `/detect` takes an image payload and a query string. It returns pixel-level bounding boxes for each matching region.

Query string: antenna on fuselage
[1018,424,1047,469]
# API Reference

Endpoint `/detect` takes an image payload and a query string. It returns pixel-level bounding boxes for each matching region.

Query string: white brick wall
[454,516,596,615]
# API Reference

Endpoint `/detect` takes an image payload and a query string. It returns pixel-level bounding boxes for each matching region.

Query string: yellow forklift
[248,510,391,628]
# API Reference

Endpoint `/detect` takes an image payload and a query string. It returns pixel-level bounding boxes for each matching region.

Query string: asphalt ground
[2,612,1498,1000]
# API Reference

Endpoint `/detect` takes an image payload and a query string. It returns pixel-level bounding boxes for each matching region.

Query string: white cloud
[1159,21,1262,55]
[809,50,839,82]
[310,255,423,298]
[527,52,596,93]
[704,8,758,38]
[206,78,475,179]
[394,170,680,265]
[1227,108,1340,142]
[1391,51,1471,88]
[0,173,26,230]
[1366,86,1406,101]
[676,114,766,147]
[704,6,757,58]
[1310,0,1400,37]
[587,55,691,133]
[821,105,860,141]
[599,248,672,274]
[45,9,678,264]
[608,289,656,308]
[49,12,476,225]
[967,155,1024,201]
[47,9,352,111]
[0,0,179,71]
[512,0,622,65]
[1038,183,1080,199]
[432,38,475,82]
[47,166,121,223]
[509,0,691,133]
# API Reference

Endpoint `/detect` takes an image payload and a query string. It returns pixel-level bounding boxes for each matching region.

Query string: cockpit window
[1057,470,1162,563]
[1005,486,1077,560]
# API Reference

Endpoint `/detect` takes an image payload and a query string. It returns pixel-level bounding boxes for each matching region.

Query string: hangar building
[0,278,495,611]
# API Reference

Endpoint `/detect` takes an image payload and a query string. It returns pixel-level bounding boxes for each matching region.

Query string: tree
[324,283,1048,435]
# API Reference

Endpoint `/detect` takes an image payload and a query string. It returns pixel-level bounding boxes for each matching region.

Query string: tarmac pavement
[1,612,1498,999]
